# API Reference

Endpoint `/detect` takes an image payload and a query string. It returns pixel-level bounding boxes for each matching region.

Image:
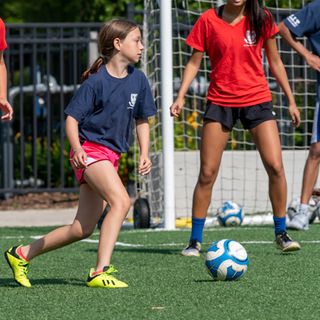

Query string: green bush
[13,134,75,188]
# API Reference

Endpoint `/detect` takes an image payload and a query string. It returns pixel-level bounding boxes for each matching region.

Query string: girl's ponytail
[81,56,105,83]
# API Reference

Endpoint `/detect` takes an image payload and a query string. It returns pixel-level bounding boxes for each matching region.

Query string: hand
[288,103,301,128]
[170,97,184,117]
[72,147,87,169]
[305,52,320,72]
[138,155,152,175]
[0,99,13,121]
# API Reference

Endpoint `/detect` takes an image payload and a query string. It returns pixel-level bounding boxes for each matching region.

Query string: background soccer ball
[287,196,320,224]
[217,201,244,226]
[205,239,249,281]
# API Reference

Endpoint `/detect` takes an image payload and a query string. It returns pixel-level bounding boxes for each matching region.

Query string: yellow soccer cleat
[86,265,128,288]
[5,246,32,288]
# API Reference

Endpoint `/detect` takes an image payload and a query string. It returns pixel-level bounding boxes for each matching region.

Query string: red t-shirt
[0,18,7,51]
[186,9,278,107]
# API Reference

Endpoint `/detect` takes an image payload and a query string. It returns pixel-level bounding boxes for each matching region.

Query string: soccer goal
[135,0,320,229]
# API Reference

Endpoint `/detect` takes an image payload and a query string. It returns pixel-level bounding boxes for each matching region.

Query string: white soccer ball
[217,201,244,226]
[205,239,249,281]
[287,196,319,224]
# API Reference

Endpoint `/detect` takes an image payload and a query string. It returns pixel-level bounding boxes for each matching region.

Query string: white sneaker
[287,206,309,231]
[181,240,201,257]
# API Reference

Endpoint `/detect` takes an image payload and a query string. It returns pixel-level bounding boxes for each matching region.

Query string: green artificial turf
[0,225,320,320]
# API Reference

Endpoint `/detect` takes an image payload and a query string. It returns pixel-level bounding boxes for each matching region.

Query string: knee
[266,161,285,178]
[308,144,320,160]
[123,196,132,212]
[81,226,95,239]
[111,195,131,213]
[71,223,94,240]
[198,166,218,187]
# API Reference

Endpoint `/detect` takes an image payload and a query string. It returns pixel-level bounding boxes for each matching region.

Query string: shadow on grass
[279,252,301,256]
[194,279,214,283]
[0,278,84,287]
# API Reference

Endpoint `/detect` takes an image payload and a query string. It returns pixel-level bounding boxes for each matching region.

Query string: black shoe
[275,232,301,252]
[181,239,201,256]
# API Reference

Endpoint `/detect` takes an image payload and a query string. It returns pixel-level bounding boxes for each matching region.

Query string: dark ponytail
[245,0,274,42]
[81,57,105,83]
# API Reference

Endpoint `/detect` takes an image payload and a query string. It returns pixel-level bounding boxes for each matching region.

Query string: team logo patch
[287,14,300,28]
[244,31,256,46]
[128,93,138,109]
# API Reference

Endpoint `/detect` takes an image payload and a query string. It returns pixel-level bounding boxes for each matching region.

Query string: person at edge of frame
[0,17,13,121]
[279,0,320,231]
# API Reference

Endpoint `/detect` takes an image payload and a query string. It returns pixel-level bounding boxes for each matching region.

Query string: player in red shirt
[170,0,301,253]
[0,18,13,121]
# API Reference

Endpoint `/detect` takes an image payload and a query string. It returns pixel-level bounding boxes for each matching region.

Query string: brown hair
[245,0,274,42]
[81,19,139,82]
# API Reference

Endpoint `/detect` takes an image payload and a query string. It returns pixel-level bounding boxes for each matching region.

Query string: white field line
[80,240,320,246]
[1,235,320,247]
[90,227,278,236]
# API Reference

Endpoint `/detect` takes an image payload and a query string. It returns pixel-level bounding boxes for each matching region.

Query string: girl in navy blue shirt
[5,19,156,288]
[279,0,320,231]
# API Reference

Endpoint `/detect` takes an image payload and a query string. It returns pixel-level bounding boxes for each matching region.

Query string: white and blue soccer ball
[205,239,249,281]
[217,201,244,226]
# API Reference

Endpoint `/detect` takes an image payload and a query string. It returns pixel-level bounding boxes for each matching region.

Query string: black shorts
[203,101,276,130]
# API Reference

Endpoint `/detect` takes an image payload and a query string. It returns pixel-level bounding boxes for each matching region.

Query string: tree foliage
[2,0,312,23]
[1,0,143,23]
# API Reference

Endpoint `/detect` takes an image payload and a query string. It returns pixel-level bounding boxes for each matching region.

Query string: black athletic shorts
[203,101,276,130]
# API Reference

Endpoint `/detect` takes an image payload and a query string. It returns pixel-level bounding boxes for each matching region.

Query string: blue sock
[273,216,286,235]
[190,217,206,243]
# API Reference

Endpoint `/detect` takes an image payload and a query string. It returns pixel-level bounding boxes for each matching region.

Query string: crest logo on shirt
[128,93,138,109]
[287,14,300,28]
[244,30,256,46]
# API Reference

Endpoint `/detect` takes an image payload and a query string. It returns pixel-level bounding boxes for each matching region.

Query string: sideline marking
[84,239,320,247]
[2,235,320,248]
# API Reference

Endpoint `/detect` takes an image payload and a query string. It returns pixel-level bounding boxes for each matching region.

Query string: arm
[136,118,152,175]
[278,21,320,72]
[65,115,87,168]
[265,37,301,127]
[0,51,13,121]
[170,49,204,117]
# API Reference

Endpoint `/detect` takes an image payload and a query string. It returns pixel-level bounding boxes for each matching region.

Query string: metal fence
[0,4,144,197]
[0,23,102,196]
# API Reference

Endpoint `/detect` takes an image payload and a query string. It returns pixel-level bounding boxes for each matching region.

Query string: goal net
[138,0,319,226]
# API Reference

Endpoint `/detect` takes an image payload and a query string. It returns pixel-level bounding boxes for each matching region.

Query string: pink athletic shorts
[70,141,121,184]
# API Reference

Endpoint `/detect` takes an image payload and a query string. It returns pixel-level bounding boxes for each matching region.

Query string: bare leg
[300,142,320,204]
[22,184,106,259]
[250,120,286,217]
[192,121,230,218]
[84,161,131,271]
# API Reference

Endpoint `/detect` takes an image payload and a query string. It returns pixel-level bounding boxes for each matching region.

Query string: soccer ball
[205,239,249,281]
[287,196,320,224]
[217,201,244,226]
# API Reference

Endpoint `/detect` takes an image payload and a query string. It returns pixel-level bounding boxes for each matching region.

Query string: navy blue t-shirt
[65,65,156,153]
[284,0,320,56]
